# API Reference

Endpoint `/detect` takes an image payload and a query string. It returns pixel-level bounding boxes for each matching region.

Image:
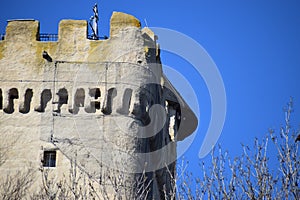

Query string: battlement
[0,12,140,42]
[1,19,91,42]
[0,12,143,62]
[0,12,149,70]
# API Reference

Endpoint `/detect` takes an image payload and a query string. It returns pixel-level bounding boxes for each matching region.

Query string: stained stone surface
[0,12,197,199]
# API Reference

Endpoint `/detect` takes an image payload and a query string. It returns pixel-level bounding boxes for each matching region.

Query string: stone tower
[0,12,197,199]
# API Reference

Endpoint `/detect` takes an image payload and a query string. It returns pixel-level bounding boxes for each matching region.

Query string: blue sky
[1,0,300,175]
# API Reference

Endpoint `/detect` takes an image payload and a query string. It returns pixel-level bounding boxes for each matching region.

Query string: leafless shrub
[31,156,152,200]
[0,135,33,200]
[270,99,300,199]
[176,159,195,200]
[32,157,102,200]
[0,134,18,167]
[0,169,35,200]
[175,98,299,199]
[163,164,177,200]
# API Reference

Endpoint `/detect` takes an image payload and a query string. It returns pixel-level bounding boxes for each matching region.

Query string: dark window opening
[43,151,56,167]
[117,88,132,115]
[54,88,68,113]
[35,89,52,112]
[57,88,68,104]
[70,88,85,114]
[132,88,151,125]
[19,89,33,114]
[3,88,19,114]
[90,88,101,109]
[74,88,85,107]
[85,88,101,113]
[102,88,117,115]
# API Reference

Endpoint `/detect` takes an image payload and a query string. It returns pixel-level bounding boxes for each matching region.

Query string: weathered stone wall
[0,12,197,199]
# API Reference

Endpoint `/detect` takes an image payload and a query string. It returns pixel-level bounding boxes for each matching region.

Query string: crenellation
[58,20,88,42]
[5,20,39,42]
[110,12,141,37]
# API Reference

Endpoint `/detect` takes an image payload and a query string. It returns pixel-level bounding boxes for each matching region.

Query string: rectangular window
[43,151,56,167]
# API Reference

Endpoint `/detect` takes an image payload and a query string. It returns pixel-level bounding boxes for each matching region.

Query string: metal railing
[39,34,58,41]
[87,35,108,40]
[0,34,108,41]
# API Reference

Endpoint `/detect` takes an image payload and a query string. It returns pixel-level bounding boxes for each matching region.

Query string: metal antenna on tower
[144,18,148,27]
[89,3,99,40]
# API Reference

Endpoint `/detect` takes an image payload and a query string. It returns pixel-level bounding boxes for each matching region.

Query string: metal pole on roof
[89,3,99,40]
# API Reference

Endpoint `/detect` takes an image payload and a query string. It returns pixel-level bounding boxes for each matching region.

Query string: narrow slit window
[3,88,18,114]
[43,151,56,167]
[0,89,2,110]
